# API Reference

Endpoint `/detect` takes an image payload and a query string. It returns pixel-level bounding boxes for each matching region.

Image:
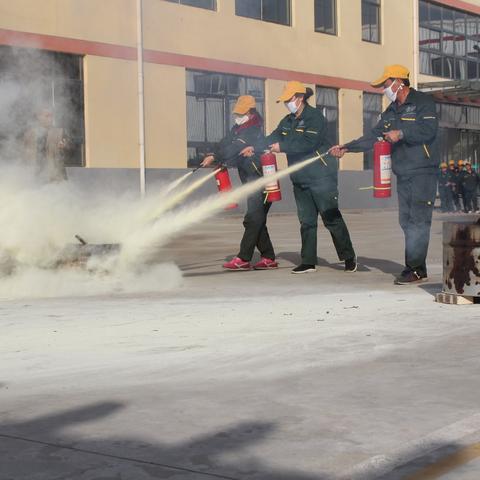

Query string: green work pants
[293,180,355,266]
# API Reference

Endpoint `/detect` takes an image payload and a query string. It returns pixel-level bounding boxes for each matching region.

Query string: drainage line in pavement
[0,432,241,480]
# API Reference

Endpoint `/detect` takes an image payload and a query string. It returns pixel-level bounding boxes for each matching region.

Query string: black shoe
[291,264,317,274]
[394,270,428,285]
[345,256,357,273]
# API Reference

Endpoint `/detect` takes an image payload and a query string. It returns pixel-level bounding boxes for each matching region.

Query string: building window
[0,46,85,167]
[315,0,337,35]
[363,92,383,170]
[420,0,480,80]
[235,0,291,26]
[436,103,480,168]
[186,70,265,167]
[316,87,338,144]
[362,0,381,43]
[164,0,216,10]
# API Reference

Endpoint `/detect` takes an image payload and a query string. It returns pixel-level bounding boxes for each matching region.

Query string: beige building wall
[339,90,364,171]
[145,0,414,87]
[0,0,136,46]
[144,63,187,168]
[84,56,139,168]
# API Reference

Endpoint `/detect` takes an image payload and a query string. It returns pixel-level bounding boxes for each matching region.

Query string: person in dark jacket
[447,161,462,212]
[457,159,467,211]
[201,95,277,271]
[461,162,479,213]
[245,81,356,274]
[438,162,453,212]
[331,65,439,285]
[23,107,69,183]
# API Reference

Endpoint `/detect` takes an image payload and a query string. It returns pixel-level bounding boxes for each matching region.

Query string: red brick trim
[433,0,480,15]
[0,28,137,60]
[0,27,378,92]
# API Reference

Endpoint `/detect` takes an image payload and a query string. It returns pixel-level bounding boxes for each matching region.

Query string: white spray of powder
[120,153,324,267]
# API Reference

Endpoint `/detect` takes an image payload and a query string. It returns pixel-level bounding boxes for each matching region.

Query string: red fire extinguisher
[373,139,392,198]
[260,152,282,202]
[215,167,238,210]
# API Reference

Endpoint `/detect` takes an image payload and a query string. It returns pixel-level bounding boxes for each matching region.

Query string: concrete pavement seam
[0,432,241,480]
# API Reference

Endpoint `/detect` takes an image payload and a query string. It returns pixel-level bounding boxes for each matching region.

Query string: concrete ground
[1,208,480,480]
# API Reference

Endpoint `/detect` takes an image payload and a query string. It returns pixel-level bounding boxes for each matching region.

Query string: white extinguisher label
[262,164,279,191]
[380,154,392,185]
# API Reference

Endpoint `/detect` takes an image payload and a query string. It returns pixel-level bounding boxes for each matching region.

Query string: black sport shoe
[394,270,428,285]
[345,256,357,273]
[291,264,317,274]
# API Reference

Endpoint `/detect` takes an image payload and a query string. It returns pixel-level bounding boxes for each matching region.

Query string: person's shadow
[357,256,404,277]
[0,401,326,479]
[278,252,382,273]
[0,401,471,479]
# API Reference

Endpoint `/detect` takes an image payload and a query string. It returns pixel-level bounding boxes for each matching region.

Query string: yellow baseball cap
[458,159,464,166]
[440,162,447,168]
[233,95,256,115]
[371,65,410,87]
[277,81,307,102]
[448,160,455,165]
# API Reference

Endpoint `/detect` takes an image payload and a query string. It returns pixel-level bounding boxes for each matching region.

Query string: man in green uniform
[248,81,356,274]
[331,65,439,284]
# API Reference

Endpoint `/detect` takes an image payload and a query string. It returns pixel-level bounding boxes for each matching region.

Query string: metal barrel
[443,221,480,296]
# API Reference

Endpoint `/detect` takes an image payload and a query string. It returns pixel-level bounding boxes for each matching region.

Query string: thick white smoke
[0,167,182,299]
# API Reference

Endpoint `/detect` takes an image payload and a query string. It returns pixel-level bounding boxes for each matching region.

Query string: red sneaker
[223,257,251,271]
[253,257,279,270]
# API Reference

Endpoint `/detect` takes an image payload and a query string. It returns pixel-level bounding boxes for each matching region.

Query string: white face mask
[234,114,249,126]
[286,98,300,114]
[383,79,402,103]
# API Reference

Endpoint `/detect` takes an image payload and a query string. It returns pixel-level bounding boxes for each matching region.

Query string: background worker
[330,65,439,285]
[448,160,461,212]
[438,162,453,213]
[457,159,466,211]
[23,107,69,183]
[245,81,356,274]
[201,95,278,271]
[461,161,479,213]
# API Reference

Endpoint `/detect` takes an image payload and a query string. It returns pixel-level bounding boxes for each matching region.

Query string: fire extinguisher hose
[359,186,391,191]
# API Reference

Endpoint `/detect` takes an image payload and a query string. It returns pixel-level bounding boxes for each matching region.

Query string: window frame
[163,0,216,11]
[315,86,339,145]
[0,45,86,167]
[361,0,381,44]
[234,0,291,27]
[314,0,337,36]
[419,0,480,80]
[186,70,265,167]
